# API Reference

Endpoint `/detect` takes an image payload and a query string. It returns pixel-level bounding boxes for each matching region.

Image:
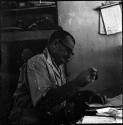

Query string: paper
[97,107,119,116]
[78,116,117,124]
[77,109,122,124]
[96,108,122,120]
[101,4,122,35]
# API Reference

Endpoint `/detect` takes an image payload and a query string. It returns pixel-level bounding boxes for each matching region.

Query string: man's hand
[88,67,98,82]
[74,67,98,87]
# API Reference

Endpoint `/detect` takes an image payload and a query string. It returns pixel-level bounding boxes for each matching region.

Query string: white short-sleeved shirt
[27,48,67,106]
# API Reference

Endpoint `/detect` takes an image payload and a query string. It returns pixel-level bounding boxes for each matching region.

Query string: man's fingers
[88,67,98,80]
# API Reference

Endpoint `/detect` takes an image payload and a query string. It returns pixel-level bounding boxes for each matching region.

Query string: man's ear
[53,39,59,48]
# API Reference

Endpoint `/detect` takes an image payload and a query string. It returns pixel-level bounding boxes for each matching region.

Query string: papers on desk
[96,107,122,119]
[77,94,123,124]
[78,115,122,124]
[77,108,122,124]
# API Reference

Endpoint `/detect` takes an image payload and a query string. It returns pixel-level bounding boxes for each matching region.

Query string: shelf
[1,30,57,42]
[1,4,57,14]
[94,1,122,10]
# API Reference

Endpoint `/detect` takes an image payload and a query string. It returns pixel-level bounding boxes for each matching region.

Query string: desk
[77,115,122,124]
[77,94,123,124]
[76,109,122,124]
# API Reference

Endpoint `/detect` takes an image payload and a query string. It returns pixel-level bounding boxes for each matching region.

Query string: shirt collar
[43,48,61,77]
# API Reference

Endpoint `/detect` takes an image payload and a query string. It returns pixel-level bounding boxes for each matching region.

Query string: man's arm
[36,68,98,111]
[36,78,90,112]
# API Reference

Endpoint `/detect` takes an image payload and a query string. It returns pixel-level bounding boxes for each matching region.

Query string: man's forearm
[47,80,78,101]
[36,80,79,111]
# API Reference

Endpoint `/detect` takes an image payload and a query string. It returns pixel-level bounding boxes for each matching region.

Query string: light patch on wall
[58,16,62,25]
[77,17,83,25]
[68,12,75,26]
[68,12,75,17]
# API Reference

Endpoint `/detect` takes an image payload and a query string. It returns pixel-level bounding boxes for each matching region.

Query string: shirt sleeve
[27,56,52,107]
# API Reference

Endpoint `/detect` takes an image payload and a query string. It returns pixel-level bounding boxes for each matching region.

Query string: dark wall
[0,40,47,124]
[58,1,122,97]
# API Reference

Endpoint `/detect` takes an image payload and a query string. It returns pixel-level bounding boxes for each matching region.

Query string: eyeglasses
[60,41,74,55]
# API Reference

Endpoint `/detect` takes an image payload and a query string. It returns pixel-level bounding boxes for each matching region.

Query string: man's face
[54,35,75,65]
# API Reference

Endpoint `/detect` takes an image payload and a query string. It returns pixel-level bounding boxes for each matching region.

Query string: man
[10,29,105,124]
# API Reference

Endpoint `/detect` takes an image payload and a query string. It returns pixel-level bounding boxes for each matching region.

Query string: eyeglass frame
[59,40,74,55]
